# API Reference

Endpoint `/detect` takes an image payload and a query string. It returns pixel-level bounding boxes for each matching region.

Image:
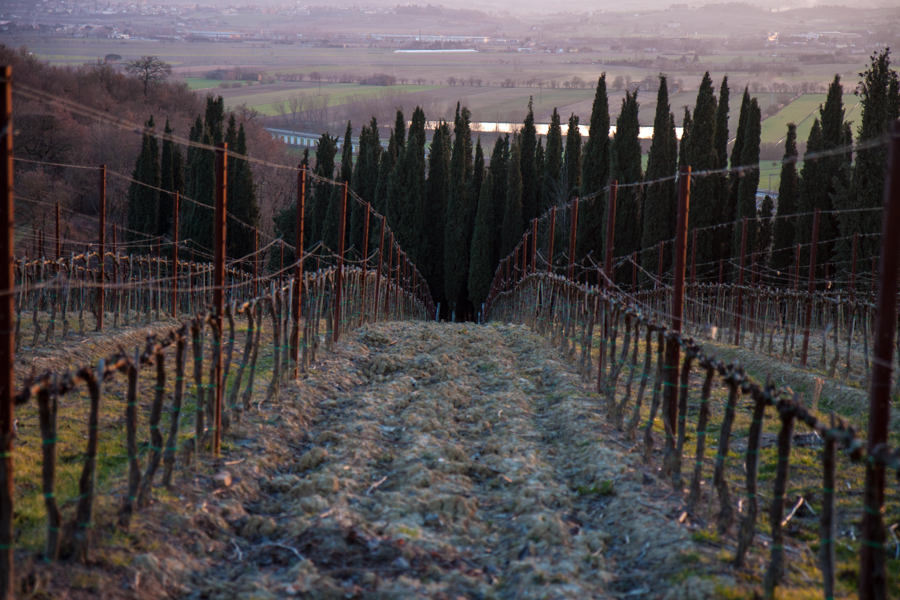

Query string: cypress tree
[839,49,898,263]
[158,119,179,238]
[339,121,354,250]
[126,116,160,249]
[727,88,751,229]
[678,107,692,170]
[468,171,494,309]
[609,91,643,283]
[771,123,800,279]
[271,150,311,269]
[444,104,475,315]
[350,123,371,256]
[309,133,338,249]
[373,146,392,217]
[686,72,719,277]
[489,135,510,266]
[182,98,226,255]
[228,124,259,262]
[543,109,563,210]
[425,120,451,306]
[397,107,427,263]
[641,76,678,284]
[534,139,544,219]
[520,98,538,224]
[732,98,761,264]
[501,136,524,260]
[814,75,846,266]
[581,73,611,200]
[714,76,732,261]
[564,113,582,198]
[577,74,611,269]
[757,195,774,267]
[796,119,826,272]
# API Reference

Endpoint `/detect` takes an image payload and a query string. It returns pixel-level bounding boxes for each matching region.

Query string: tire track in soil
[146,322,726,600]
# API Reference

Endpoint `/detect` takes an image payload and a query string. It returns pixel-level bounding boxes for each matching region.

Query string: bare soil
[20,321,744,599]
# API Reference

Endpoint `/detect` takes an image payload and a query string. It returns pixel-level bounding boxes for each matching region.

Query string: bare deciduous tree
[125,55,172,96]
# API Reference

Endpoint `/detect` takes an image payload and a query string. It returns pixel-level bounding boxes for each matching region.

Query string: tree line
[264,48,897,321]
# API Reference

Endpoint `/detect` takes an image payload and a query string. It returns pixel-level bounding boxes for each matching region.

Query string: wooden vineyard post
[97,165,106,332]
[334,183,347,342]
[0,64,13,600]
[604,181,617,288]
[212,142,227,456]
[859,120,900,600]
[663,166,689,486]
[292,168,305,378]
[800,208,820,368]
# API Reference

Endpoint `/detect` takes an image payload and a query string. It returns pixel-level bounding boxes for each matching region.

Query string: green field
[223,83,440,115]
[761,93,861,146]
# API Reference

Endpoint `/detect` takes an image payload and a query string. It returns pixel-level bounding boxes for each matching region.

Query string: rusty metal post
[665,166,690,456]
[334,182,348,341]
[567,199,578,280]
[0,64,14,600]
[794,243,801,291]
[690,227,697,285]
[253,228,258,297]
[850,231,858,296]
[548,206,556,274]
[97,165,106,332]
[292,168,305,377]
[112,225,118,319]
[212,142,227,456]
[800,208,820,368]
[859,121,900,600]
[375,216,386,322]
[55,202,60,260]
[734,217,748,346]
[657,241,664,288]
[604,181,617,288]
[172,191,179,318]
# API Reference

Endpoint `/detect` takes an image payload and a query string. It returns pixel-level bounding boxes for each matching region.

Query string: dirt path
[104,321,725,600]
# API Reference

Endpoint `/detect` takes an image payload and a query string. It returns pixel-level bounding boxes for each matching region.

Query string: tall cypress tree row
[814,75,846,267]
[425,120,451,307]
[385,111,406,227]
[542,109,563,210]
[468,171,494,310]
[469,138,485,238]
[520,98,538,224]
[771,123,799,279]
[374,127,398,216]
[839,49,898,263]
[727,89,751,226]
[714,76,732,261]
[126,116,160,248]
[444,104,475,315]
[350,122,371,256]
[489,135,510,266]
[581,73,610,199]
[158,119,181,238]
[182,97,226,255]
[271,150,311,269]
[308,133,338,251]
[685,72,719,278]
[678,108,692,170]
[731,98,761,264]
[609,91,643,283]
[397,107,427,264]
[577,74,610,269]
[534,139,544,221]
[228,124,259,262]
[796,119,826,271]
[564,113,582,198]
[501,135,524,260]
[641,76,678,283]
[322,122,353,253]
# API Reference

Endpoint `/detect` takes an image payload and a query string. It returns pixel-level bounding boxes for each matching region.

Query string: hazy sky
[136,0,899,12]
